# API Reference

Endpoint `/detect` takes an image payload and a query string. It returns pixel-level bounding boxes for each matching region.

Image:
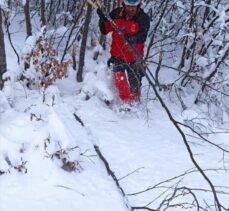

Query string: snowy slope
[0,13,229,211]
[0,86,127,211]
[0,76,228,211]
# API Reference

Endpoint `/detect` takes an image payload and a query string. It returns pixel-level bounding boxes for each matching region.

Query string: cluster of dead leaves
[23,36,71,89]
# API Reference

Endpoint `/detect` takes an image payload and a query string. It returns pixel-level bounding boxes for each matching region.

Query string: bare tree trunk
[40,0,46,27]
[64,0,71,26]
[72,43,77,71]
[98,0,110,50]
[77,4,92,82]
[52,0,61,26]
[23,0,32,70]
[177,0,195,73]
[24,0,32,37]
[47,0,54,23]
[7,0,12,9]
[0,9,7,90]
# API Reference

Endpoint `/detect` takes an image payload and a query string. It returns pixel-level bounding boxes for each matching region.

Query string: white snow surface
[1,18,229,211]
[0,71,229,210]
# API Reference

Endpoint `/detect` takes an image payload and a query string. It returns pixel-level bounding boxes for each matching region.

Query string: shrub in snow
[0,151,28,175]
[22,33,71,89]
[42,85,61,105]
[12,158,28,174]
[44,137,82,172]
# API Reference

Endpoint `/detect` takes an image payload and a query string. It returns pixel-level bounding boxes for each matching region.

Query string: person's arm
[98,8,120,35]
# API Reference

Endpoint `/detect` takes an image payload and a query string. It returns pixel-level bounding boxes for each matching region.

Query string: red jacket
[99,7,150,63]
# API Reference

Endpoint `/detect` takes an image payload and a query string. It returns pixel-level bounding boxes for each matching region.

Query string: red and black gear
[99,7,150,103]
[99,7,150,63]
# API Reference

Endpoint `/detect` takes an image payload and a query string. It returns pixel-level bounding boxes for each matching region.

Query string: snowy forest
[0,0,229,211]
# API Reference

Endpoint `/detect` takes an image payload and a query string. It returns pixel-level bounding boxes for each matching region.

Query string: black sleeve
[99,8,121,35]
[129,10,150,43]
[99,18,107,34]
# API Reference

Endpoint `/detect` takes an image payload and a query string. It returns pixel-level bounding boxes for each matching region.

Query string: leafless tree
[40,0,46,27]
[24,0,32,37]
[0,8,7,90]
[77,4,92,82]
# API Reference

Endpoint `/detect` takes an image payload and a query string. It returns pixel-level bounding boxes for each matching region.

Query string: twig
[73,113,85,127]
[118,167,145,181]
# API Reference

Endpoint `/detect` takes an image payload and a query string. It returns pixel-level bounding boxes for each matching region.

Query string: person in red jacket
[97,0,150,104]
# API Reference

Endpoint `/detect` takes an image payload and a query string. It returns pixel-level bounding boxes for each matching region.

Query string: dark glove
[107,57,128,72]
[124,35,137,45]
[97,8,107,21]
[107,57,116,67]
[120,26,126,32]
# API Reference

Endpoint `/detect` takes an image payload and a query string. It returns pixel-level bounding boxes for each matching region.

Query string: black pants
[108,57,144,94]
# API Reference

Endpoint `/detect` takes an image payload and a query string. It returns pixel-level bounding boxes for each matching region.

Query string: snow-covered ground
[1,71,229,210]
[0,14,229,211]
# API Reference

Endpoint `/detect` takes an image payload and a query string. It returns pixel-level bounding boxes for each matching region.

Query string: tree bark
[24,0,32,37]
[77,4,92,82]
[40,0,46,27]
[0,9,7,90]
[72,43,77,70]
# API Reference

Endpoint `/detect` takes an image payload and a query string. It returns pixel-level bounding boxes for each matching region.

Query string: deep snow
[0,10,229,211]
[1,73,228,210]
